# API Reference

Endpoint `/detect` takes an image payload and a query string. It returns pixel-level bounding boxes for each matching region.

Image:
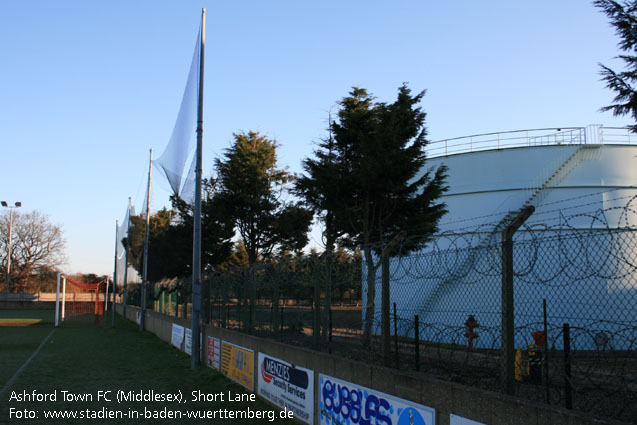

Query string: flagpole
[123,197,131,321]
[141,148,153,332]
[112,220,118,327]
[191,7,205,368]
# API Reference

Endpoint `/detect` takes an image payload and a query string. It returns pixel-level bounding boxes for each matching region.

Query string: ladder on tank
[417,143,600,320]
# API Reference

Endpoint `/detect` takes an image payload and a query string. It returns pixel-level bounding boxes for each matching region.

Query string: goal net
[56,275,107,325]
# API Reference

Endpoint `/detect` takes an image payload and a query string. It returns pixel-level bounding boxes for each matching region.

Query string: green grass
[1,313,295,424]
[0,308,55,323]
[0,309,56,386]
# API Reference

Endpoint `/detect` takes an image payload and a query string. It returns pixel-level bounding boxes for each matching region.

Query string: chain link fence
[137,194,637,423]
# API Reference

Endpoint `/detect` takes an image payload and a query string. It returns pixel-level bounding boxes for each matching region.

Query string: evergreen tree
[215,131,312,330]
[215,131,312,265]
[295,112,342,253]
[596,0,637,130]
[126,206,191,281]
[300,85,447,356]
[126,185,235,282]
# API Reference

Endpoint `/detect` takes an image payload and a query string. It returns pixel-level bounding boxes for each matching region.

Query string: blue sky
[0,0,633,276]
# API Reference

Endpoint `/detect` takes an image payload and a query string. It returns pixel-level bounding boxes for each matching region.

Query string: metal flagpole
[112,220,118,327]
[123,197,131,321]
[104,278,109,313]
[141,148,153,331]
[191,7,205,368]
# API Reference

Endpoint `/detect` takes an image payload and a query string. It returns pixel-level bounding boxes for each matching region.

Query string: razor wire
[145,194,637,423]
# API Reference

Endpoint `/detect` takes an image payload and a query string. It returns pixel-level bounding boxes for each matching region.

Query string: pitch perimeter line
[0,327,56,398]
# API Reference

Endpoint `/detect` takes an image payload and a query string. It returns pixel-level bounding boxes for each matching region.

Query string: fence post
[313,260,321,349]
[249,267,256,334]
[222,280,227,328]
[414,315,420,372]
[563,323,572,409]
[543,299,550,403]
[381,254,391,367]
[322,257,333,345]
[501,205,534,395]
[280,301,284,334]
[329,307,333,354]
[394,302,399,369]
[272,266,280,337]
[237,275,244,330]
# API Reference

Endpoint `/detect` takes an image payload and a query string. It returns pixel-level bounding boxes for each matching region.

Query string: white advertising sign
[207,337,221,370]
[319,374,435,425]
[258,353,314,424]
[184,329,202,356]
[185,328,192,355]
[171,323,185,349]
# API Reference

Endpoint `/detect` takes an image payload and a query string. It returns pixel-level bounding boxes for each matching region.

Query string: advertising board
[319,374,435,425]
[258,353,314,424]
[207,336,221,370]
[185,328,192,355]
[170,323,184,349]
[221,341,254,391]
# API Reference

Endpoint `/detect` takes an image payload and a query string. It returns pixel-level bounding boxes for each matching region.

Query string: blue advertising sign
[319,374,435,425]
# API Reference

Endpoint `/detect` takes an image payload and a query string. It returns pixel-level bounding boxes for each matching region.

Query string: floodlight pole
[2,201,21,297]
[191,7,205,368]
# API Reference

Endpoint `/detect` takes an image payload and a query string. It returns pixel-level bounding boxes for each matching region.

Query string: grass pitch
[0,308,54,324]
[1,311,294,424]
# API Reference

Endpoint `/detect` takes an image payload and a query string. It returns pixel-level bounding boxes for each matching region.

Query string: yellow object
[527,343,535,375]
[514,346,523,382]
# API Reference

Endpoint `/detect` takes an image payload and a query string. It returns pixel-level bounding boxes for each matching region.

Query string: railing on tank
[428,125,635,157]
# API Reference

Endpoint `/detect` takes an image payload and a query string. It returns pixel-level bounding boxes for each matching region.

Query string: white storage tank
[363,125,637,349]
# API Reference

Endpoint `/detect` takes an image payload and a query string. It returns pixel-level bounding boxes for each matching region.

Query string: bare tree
[0,210,66,292]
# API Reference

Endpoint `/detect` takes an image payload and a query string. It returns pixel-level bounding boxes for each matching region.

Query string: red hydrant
[464,315,479,348]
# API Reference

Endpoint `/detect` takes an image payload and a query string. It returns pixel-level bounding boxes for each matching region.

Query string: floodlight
[0,201,6,207]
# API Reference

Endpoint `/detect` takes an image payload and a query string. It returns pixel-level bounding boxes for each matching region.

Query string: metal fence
[137,195,637,424]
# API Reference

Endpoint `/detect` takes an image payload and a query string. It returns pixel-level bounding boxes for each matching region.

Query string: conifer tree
[215,131,312,330]
[215,131,312,265]
[596,0,637,130]
[298,85,447,356]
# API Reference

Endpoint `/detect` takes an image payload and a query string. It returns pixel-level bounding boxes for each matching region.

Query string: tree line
[125,84,448,279]
[124,85,448,358]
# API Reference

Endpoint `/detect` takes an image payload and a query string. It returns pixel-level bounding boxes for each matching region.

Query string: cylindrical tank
[364,126,637,349]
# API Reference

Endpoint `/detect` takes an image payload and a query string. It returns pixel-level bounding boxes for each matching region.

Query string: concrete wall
[118,305,625,425]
